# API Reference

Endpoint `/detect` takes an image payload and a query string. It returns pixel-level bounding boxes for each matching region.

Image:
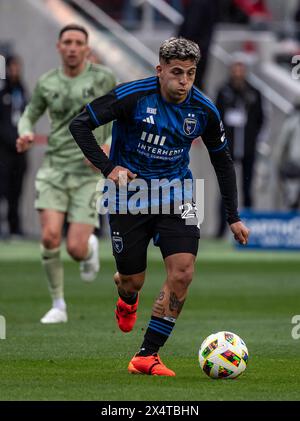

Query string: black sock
[118,290,138,305]
[137,316,175,356]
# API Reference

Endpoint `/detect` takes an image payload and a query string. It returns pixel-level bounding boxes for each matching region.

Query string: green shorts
[35,166,103,227]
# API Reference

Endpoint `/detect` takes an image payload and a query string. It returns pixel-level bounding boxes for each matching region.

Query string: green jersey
[18,62,116,174]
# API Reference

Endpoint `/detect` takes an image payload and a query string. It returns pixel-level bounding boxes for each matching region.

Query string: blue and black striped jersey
[86,76,227,182]
[70,77,240,223]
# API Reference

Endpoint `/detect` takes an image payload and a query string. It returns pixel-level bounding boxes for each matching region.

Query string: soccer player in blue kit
[70,37,249,376]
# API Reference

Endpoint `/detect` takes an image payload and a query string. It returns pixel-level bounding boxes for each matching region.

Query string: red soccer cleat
[128,353,176,376]
[115,295,139,333]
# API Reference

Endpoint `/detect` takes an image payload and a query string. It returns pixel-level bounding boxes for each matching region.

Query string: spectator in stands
[215,53,264,237]
[177,0,220,90]
[274,103,300,210]
[0,55,27,238]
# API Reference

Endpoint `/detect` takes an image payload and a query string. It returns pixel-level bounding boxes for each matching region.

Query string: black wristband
[102,162,116,178]
[227,216,241,225]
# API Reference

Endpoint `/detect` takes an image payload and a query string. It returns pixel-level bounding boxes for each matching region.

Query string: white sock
[53,298,66,311]
[83,241,93,261]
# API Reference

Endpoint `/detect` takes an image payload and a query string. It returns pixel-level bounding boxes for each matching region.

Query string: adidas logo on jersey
[142,115,155,124]
[140,131,166,146]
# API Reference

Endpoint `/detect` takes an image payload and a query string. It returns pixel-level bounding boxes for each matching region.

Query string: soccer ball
[198,331,249,379]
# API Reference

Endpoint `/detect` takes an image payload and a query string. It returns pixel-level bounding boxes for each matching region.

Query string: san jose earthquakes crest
[112,236,123,253]
[183,114,197,136]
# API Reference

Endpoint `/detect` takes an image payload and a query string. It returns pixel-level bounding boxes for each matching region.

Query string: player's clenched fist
[16,133,34,153]
[107,166,137,186]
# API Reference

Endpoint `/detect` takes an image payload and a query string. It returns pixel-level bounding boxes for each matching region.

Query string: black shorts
[109,213,200,275]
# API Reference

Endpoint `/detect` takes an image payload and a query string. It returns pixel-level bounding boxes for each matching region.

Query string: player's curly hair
[159,37,201,64]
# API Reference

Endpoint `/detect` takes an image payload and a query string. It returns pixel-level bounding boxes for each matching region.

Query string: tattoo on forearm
[169,292,185,314]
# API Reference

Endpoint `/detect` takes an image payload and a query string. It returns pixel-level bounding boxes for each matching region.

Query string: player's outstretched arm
[209,148,250,245]
[17,78,47,153]
[208,146,240,224]
[202,109,242,228]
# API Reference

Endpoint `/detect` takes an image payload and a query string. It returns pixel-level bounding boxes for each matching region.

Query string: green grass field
[0,239,300,401]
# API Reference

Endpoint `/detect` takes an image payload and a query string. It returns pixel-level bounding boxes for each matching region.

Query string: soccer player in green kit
[16,24,116,324]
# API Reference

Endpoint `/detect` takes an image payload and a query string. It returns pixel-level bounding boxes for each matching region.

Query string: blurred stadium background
[0,0,300,402]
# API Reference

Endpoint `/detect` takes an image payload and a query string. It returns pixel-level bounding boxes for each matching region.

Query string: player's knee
[113,272,120,285]
[66,242,86,261]
[42,229,61,249]
[168,266,194,291]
